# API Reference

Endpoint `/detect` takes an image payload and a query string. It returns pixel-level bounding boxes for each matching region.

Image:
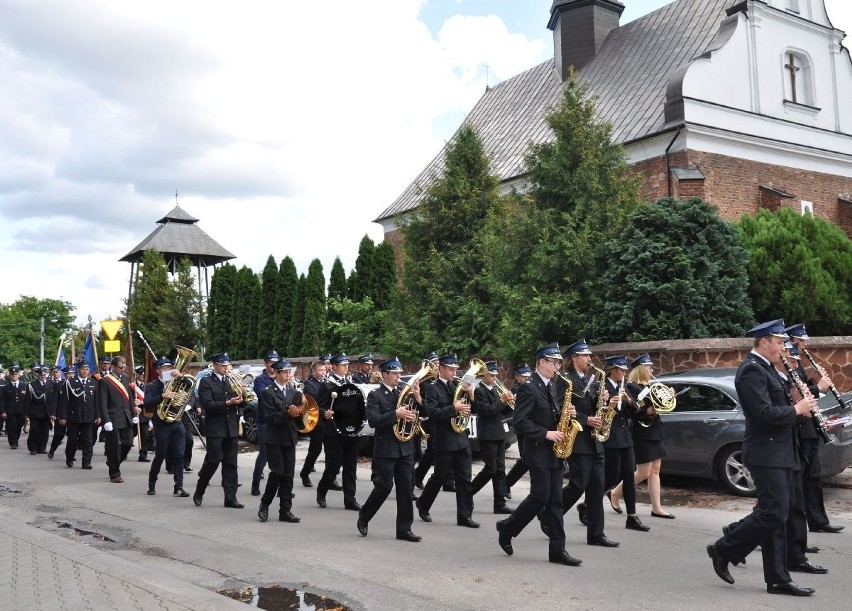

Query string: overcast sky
[1,0,850,330]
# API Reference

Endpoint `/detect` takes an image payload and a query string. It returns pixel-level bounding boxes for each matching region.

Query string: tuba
[636,377,677,427]
[291,381,320,434]
[553,373,583,458]
[157,345,199,423]
[451,358,489,434]
[393,359,438,442]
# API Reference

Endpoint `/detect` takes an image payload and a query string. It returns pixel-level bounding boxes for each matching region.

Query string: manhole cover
[218,585,352,610]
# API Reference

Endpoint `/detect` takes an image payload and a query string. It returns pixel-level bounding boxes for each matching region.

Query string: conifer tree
[275,257,298,355]
[206,262,237,355]
[288,274,306,356]
[257,255,280,353]
[301,259,326,355]
[349,235,375,301]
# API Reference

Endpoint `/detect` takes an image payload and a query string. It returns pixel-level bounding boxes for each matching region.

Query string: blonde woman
[609,354,674,519]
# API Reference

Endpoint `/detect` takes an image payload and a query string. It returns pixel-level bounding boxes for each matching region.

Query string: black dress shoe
[48,450,55,459]
[251,482,261,496]
[494,505,512,515]
[442,484,457,492]
[414,480,424,490]
[316,495,327,509]
[138,456,150,462]
[626,515,650,532]
[357,516,368,536]
[184,466,193,472]
[224,499,244,509]
[147,485,156,496]
[788,560,828,574]
[66,460,73,468]
[174,488,190,498]
[588,536,620,547]
[549,550,582,566]
[651,511,675,519]
[496,522,513,556]
[767,581,815,596]
[37,450,47,454]
[505,489,512,500]
[706,544,734,584]
[29,450,37,455]
[577,502,589,526]
[193,493,203,507]
[82,464,92,470]
[344,501,361,511]
[810,524,844,533]
[415,499,432,522]
[396,530,422,542]
[166,468,174,474]
[328,481,343,491]
[607,491,623,514]
[279,511,300,523]
[301,475,313,488]
[806,545,820,554]
[258,503,269,522]
[457,517,480,528]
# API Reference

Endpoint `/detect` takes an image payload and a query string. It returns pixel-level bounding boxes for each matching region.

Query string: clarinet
[801,347,850,410]
[779,354,833,445]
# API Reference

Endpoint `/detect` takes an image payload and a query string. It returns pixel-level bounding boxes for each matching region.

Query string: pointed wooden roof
[120,204,236,266]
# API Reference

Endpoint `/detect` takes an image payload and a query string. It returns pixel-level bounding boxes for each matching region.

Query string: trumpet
[492,378,516,408]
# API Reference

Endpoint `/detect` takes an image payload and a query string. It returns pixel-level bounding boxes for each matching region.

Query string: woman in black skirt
[609,353,674,519]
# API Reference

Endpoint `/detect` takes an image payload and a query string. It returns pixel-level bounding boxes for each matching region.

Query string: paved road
[1,436,850,610]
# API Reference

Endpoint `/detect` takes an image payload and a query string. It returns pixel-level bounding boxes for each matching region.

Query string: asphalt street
[1,436,850,610]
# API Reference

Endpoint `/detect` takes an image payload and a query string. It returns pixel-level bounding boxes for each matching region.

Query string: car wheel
[243,412,258,444]
[717,444,756,497]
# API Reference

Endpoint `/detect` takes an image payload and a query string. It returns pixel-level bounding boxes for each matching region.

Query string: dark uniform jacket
[1,379,28,416]
[97,373,133,429]
[259,383,299,447]
[320,373,352,438]
[424,378,470,452]
[627,382,664,442]
[557,369,603,455]
[197,373,242,439]
[367,383,415,459]
[735,352,799,469]
[512,372,561,469]
[793,363,820,442]
[351,371,373,385]
[57,376,99,423]
[45,379,61,418]
[253,371,275,425]
[601,377,633,449]
[472,383,510,441]
[26,379,52,419]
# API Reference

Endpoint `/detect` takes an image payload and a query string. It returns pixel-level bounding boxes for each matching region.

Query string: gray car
[655,367,852,496]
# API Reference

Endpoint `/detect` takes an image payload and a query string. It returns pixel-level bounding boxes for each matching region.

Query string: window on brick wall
[783,50,815,107]
[801,200,813,216]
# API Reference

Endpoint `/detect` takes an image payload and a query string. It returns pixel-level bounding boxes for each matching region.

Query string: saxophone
[553,373,583,459]
[594,374,622,443]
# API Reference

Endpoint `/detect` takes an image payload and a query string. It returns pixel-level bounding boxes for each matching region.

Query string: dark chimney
[548,0,625,80]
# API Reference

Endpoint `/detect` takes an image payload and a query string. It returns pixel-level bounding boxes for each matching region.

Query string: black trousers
[604,446,637,514]
[418,447,473,520]
[5,413,25,447]
[715,465,792,584]
[786,467,809,565]
[104,425,134,478]
[137,417,154,456]
[262,444,296,513]
[361,454,415,532]
[27,417,51,453]
[471,439,508,507]
[49,421,66,453]
[506,434,528,488]
[501,465,566,556]
[562,451,606,541]
[65,422,94,465]
[800,437,830,530]
[195,436,239,501]
[318,435,359,505]
[300,425,324,477]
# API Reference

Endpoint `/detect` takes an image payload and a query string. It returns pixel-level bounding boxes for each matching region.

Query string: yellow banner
[104,340,121,353]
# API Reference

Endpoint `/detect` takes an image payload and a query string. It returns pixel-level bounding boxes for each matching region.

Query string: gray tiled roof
[376,0,736,222]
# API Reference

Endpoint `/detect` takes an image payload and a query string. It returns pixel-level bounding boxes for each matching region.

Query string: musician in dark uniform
[416,354,479,528]
[496,343,581,566]
[413,351,441,489]
[193,353,245,509]
[98,356,140,483]
[94,355,112,444]
[135,365,153,462]
[785,323,843,534]
[251,350,279,496]
[0,365,5,438]
[299,360,328,488]
[505,363,532,499]
[351,354,376,384]
[601,356,649,532]
[257,359,302,524]
[57,361,100,469]
[357,357,422,542]
[48,365,72,459]
[556,339,618,548]
[471,360,513,514]
[25,365,52,454]
[145,357,190,497]
[707,319,817,596]
[0,363,28,449]
[316,353,360,510]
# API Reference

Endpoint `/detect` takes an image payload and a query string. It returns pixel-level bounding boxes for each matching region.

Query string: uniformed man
[98,356,141,483]
[57,361,100,469]
[299,360,329,488]
[47,365,72,459]
[145,357,190,497]
[250,350,279,496]
[358,357,422,542]
[0,363,28,449]
[351,354,376,384]
[707,319,817,596]
[257,359,302,524]
[193,353,245,508]
[413,351,441,489]
[25,365,53,454]
[505,363,532,499]
[135,364,153,462]
[471,360,514,514]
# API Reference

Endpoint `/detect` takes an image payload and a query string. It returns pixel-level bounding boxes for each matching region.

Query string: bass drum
[331,383,367,437]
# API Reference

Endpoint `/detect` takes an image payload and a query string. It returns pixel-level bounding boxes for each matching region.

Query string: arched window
[783,50,814,107]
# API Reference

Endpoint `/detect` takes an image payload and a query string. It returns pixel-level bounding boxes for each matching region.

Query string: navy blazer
[367,383,415,459]
[424,378,470,451]
[735,353,799,469]
[1,380,28,416]
[197,373,242,439]
[512,373,561,469]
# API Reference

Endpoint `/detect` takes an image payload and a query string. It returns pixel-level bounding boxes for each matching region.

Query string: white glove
[103,421,114,432]
[131,416,139,424]
[148,420,154,431]
[239,416,246,424]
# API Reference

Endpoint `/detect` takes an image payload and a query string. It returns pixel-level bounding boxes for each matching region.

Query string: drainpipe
[664,126,683,198]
